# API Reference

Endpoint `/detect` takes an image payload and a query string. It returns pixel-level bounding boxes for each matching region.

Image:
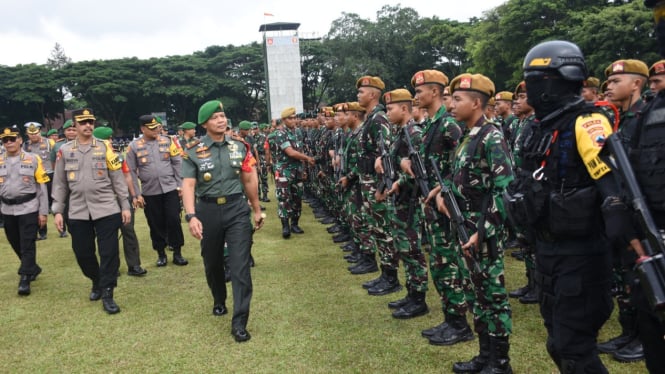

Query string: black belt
[1,193,37,205]
[198,193,243,205]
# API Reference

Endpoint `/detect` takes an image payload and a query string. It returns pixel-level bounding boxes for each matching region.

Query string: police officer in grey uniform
[23,121,54,240]
[52,108,131,314]
[0,126,49,295]
[182,100,264,343]
[126,115,187,267]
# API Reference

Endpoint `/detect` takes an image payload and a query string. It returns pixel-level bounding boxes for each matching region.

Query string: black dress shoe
[212,304,228,316]
[18,275,31,296]
[29,268,42,282]
[156,255,168,267]
[127,266,148,276]
[173,254,189,266]
[90,287,102,301]
[290,225,304,234]
[231,327,251,342]
[101,288,120,314]
[598,334,633,353]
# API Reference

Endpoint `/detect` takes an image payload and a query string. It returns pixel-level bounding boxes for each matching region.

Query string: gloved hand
[601,196,637,247]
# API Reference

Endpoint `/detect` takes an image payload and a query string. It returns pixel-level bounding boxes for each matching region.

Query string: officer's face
[64,127,77,140]
[2,135,21,155]
[141,125,161,140]
[283,115,297,129]
[649,75,665,94]
[75,119,95,138]
[28,133,41,143]
[183,128,196,138]
[204,111,228,136]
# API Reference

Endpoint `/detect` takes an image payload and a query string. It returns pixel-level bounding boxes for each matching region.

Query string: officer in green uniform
[436,74,514,373]
[177,121,200,151]
[255,123,270,202]
[181,99,264,343]
[0,125,49,295]
[494,91,517,139]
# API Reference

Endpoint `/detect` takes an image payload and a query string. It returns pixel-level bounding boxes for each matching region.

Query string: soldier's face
[450,92,477,123]
[64,127,77,140]
[283,115,297,129]
[415,85,434,108]
[649,75,665,94]
[515,93,533,115]
[605,74,642,104]
[495,100,511,116]
[204,111,228,135]
[442,89,453,111]
[386,103,406,125]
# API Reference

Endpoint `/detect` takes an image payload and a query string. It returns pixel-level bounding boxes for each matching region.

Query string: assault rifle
[604,134,665,314]
[431,158,482,274]
[378,130,396,201]
[403,126,430,198]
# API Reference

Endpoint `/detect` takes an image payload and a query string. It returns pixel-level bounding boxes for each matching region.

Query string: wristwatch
[185,213,196,222]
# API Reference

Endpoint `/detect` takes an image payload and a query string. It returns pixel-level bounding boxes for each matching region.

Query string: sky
[0,0,506,67]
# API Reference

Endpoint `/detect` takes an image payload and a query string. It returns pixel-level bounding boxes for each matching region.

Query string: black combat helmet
[523,40,588,82]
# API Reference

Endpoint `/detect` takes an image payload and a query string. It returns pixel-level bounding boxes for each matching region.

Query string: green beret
[259,123,270,130]
[46,129,58,136]
[179,121,196,130]
[62,119,73,129]
[281,107,296,119]
[450,73,496,98]
[238,120,252,130]
[605,59,649,78]
[383,89,413,104]
[93,126,113,140]
[198,100,224,125]
[411,70,449,88]
[356,75,385,90]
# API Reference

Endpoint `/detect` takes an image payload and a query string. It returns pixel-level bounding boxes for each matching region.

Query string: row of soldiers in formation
[253,51,665,373]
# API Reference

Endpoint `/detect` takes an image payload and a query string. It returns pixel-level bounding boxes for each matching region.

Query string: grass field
[0,194,648,373]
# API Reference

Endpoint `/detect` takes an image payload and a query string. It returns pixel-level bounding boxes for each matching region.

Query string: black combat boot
[281,218,291,239]
[348,254,378,275]
[387,289,411,309]
[479,336,512,374]
[429,313,474,345]
[392,290,428,319]
[362,268,385,289]
[508,269,530,298]
[597,313,637,353]
[290,218,304,234]
[17,275,31,296]
[367,267,401,295]
[101,288,120,314]
[453,332,490,373]
[518,267,538,304]
[156,249,168,267]
[172,248,189,266]
[611,337,644,363]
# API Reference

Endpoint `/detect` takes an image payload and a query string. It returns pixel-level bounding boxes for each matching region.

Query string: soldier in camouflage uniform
[255,123,270,202]
[272,107,315,238]
[410,70,472,346]
[377,89,429,319]
[436,74,514,374]
[350,76,400,297]
[337,102,366,263]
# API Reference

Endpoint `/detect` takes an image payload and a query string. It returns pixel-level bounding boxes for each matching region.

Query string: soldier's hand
[400,158,414,177]
[38,214,47,228]
[387,181,399,196]
[374,157,384,174]
[121,209,131,225]
[306,156,315,166]
[425,185,441,204]
[461,232,479,259]
[253,212,265,231]
[189,217,203,240]
[339,176,348,188]
[435,194,451,218]
[375,189,387,202]
[54,213,64,232]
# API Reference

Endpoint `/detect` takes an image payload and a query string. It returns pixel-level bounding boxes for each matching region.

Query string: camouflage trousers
[275,167,303,220]
[359,175,397,269]
[422,203,472,316]
[394,200,428,292]
[257,156,269,197]
[346,182,365,247]
[461,231,512,337]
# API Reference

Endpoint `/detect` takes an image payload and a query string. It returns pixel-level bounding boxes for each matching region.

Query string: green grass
[0,193,648,373]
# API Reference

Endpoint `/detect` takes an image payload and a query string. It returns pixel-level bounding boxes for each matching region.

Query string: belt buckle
[216,197,226,205]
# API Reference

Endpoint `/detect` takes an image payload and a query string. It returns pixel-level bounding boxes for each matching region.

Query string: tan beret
[449,73,495,98]
[356,76,385,90]
[649,60,665,77]
[411,70,449,88]
[514,81,526,97]
[281,107,296,119]
[383,89,413,105]
[583,77,600,88]
[487,97,496,106]
[346,102,365,112]
[605,59,649,78]
[494,91,513,102]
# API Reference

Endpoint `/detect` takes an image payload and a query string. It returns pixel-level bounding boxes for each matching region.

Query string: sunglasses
[1,137,17,143]
[78,119,95,125]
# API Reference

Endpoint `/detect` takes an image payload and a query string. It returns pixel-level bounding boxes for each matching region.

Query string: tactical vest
[519,105,605,236]
[627,93,665,212]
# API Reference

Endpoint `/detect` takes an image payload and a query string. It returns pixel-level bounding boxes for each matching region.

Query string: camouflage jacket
[420,105,462,188]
